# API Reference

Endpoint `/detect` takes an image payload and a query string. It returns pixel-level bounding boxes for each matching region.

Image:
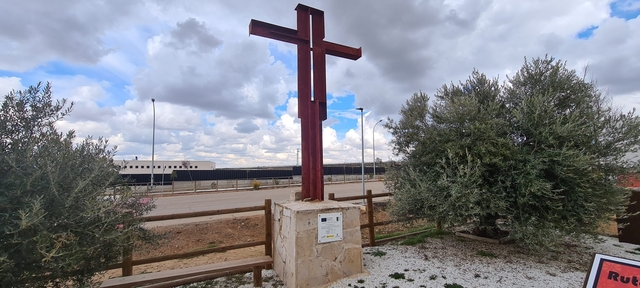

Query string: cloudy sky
[0,0,639,168]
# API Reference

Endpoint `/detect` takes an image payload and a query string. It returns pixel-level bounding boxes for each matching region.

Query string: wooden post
[216,180,219,191]
[264,199,272,269]
[194,181,197,192]
[253,266,262,287]
[328,193,335,200]
[122,211,134,276]
[366,190,375,247]
[171,182,174,192]
[122,248,133,276]
[236,179,238,190]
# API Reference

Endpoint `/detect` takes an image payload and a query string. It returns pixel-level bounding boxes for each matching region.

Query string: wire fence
[129,174,386,194]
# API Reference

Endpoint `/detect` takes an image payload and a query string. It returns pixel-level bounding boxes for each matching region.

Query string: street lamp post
[161,165,165,193]
[356,107,365,204]
[151,98,156,190]
[373,119,383,180]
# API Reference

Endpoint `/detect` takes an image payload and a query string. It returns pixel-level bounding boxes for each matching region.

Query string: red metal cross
[250,4,362,201]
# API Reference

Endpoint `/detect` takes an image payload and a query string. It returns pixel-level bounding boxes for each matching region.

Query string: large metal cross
[249,4,362,201]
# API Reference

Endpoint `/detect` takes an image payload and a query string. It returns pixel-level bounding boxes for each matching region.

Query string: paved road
[146,182,387,227]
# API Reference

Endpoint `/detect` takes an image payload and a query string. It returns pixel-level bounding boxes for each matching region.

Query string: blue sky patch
[327,93,358,140]
[41,61,132,107]
[577,26,599,39]
[1,62,131,108]
[268,43,297,73]
[202,113,216,127]
[610,0,640,20]
[274,91,297,117]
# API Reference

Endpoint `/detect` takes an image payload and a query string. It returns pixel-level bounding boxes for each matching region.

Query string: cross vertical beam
[249,4,362,201]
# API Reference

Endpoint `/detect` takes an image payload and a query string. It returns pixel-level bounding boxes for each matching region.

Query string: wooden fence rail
[110,190,395,279]
[113,199,272,277]
[328,190,393,247]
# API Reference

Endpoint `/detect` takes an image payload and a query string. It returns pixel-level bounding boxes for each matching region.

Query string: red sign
[584,254,640,287]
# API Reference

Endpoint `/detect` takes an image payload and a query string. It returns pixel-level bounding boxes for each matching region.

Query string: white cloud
[1,0,639,168]
[0,77,24,95]
[0,0,146,71]
[133,18,294,120]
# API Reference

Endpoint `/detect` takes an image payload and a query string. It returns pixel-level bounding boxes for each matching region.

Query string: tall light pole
[356,107,365,204]
[151,98,156,190]
[161,164,165,193]
[373,119,383,180]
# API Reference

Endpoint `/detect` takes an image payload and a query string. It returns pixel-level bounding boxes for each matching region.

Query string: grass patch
[476,250,497,258]
[388,272,406,280]
[626,249,640,256]
[400,229,450,245]
[188,242,221,255]
[357,279,365,284]
[444,283,464,288]
[370,249,387,257]
[375,225,435,240]
[429,274,437,280]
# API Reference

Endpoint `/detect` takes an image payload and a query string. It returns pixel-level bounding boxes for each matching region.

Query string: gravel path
[337,236,640,288]
[187,235,640,288]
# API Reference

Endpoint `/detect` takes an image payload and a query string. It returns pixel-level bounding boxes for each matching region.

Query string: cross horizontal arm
[324,41,362,60]
[249,20,308,46]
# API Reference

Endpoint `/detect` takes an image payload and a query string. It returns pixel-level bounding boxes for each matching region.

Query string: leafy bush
[371,249,387,257]
[385,56,640,251]
[0,83,156,287]
[252,179,261,190]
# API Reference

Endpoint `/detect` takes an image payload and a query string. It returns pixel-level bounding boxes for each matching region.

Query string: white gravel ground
[189,235,640,288]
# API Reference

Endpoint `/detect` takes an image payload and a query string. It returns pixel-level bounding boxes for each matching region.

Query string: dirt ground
[95,202,619,284]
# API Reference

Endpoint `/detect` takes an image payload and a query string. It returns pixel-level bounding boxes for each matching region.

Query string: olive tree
[385,56,640,250]
[0,83,155,287]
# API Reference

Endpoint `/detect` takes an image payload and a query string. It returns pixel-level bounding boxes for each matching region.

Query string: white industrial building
[114,160,216,174]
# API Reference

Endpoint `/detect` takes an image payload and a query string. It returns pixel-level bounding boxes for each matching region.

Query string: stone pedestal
[273,200,363,288]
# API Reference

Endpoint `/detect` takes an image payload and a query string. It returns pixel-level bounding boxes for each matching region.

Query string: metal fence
[128,174,384,194]
[122,166,386,187]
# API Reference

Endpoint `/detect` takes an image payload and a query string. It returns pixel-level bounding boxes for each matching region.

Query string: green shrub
[0,83,156,287]
[388,272,405,280]
[371,249,387,257]
[252,179,261,190]
[400,229,450,245]
[386,56,639,251]
[476,250,497,258]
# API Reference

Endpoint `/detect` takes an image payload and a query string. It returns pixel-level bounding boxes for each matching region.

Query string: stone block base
[273,201,363,288]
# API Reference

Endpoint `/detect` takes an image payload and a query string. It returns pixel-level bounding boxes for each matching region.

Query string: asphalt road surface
[146,181,387,227]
